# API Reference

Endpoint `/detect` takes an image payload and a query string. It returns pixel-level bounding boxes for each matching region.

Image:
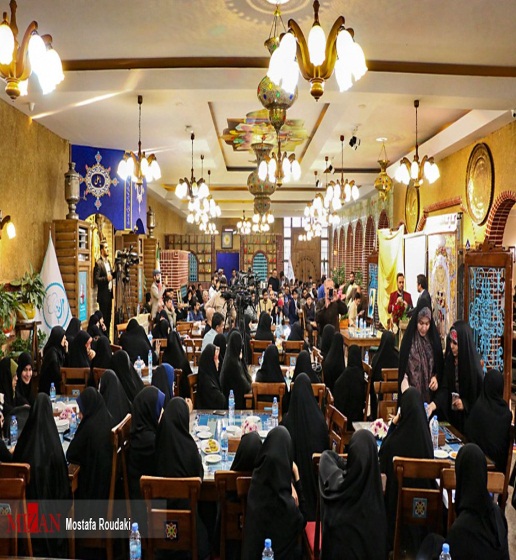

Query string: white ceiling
[3,0,516,218]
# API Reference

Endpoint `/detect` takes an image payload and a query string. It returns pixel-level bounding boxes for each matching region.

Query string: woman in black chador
[220,330,252,409]
[319,430,387,560]
[98,368,132,426]
[197,343,226,409]
[109,349,144,402]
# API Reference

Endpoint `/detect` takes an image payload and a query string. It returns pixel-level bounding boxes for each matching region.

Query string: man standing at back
[387,272,413,322]
[268,268,280,294]
[316,278,348,333]
[94,241,113,338]
[150,269,165,319]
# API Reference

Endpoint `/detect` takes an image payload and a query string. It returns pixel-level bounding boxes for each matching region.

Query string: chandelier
[267,0,367,101]
[323,136,359,211]
[299,213,325,241]
[184,169,221,227]
[176,133,209,200]
[0,0,64,99]
[199,221,218,235]
[374,138,393,200]
[395,100,440,187]
[252,211,274,233]
[236,210,252,235]
[258,132,301,187]
[117,95,161,187]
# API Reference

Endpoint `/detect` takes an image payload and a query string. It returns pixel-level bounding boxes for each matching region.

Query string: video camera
[114,245,140,283]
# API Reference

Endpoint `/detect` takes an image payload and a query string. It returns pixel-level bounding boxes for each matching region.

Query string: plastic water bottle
[148,349,153,379]
[129,522,141,560]
[439,543,451,560]
[262,538,274,560]
[431,415,439,450]
[272,397,279,427]
[220,426,228,462]
[135,356,143,378]
[148,332,153,344]
[364,350,369,364]
[10,415,18,446]
[424,402,429,418]
[228,390,235,425]
[259,352,265,367]
[70,412,77,437]
[50,382,56,403]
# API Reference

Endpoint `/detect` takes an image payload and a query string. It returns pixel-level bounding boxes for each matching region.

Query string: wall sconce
[0,211,16,239]
[147,206,156,238]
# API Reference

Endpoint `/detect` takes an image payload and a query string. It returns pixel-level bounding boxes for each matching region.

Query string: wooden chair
[500,424,515,510]
[114,413,132,521]
[324,387,334,429]
[392,457,451,560]
[61,367,90,396]
[92,367,106,387]
[110,343,122,353]
[140,476,202,560]
[0,477,32,557]
[184,337,203,366]
[188,373,198,408]
[382,367,398,382]
[176,321,194,337]
[174,368,182,397]
[362,361,372,420]
[251,382,286,420]
[374,380,399,422]
[290,382,326,410]
[115,322,128,343]
[236,476,252,531]
[250,339,273,365]
[215,470,252,560]
[441,467,505,530]
[327,405,348,453]
[284,340,304,365]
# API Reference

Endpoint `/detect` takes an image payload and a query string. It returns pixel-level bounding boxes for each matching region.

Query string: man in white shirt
[150,269,165,319]
[201,312,224,351]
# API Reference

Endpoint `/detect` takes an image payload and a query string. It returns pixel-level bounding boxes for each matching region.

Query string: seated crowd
[0,270,512,560]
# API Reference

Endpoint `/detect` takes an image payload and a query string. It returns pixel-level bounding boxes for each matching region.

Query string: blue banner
[72,145,147,231]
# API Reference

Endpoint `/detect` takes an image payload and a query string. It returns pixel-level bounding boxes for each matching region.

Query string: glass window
[284,227,291,239]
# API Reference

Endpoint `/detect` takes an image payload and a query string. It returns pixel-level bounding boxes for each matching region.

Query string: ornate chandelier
[324,136,359,210]
[184,169,221,227]
[267,0,367,101]
[117,95,161,187]
[258,132,301,187]
[374,138,393,200]
[395,100,440,187]
[236,211,252,235]
[0,0,64,99]
[252,211,274,233]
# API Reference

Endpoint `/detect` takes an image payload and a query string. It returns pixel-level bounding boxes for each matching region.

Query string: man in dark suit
[387,272,413,323]
[94,241,113,338]
[416,273,432,309]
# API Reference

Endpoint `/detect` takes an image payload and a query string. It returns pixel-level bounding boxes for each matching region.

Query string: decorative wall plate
[222,231,233,249]
[405,185,420,233]
[466,143,494,225]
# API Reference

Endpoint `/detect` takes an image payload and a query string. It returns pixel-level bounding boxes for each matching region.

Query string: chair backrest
[327,405,348,453]
[251,382,286,420]
[283,340,304,354]
[382,367,398,382]
[92,367,106,387]
[188,373,198,408]
[174,368,182,397]
[113,413,132,520]
[290,381,326,410]
[215,470,252,560]
[500,424,515,510]
[236,476,252,531]
[393,457,451,560]
[110,343,122,353]
[140,476,202,560]
[61,367,90,396]
[378,400,398,422]
[324,387,334,429]
[362,361,372,421]
[0,477,31,557]
[0,462,30,484]
[250,339,273,365]
[441,467,505,529]
[176,322,194,336]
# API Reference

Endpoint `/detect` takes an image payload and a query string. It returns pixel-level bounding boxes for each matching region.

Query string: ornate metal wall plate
[465,143,494,225]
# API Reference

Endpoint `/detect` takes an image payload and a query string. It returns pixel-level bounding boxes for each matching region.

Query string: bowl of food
[202,439,220,454]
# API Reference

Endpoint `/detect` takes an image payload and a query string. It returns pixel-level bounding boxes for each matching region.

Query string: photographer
[94,242,113,336]
[205,276,236,326]
[316,278,348,334]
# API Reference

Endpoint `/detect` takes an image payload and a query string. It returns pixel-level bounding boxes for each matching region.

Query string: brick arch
[364,215,376,256]
[378,209,389,229]
[332,229,338,269]
[485,191,516,246]
[345,224,354,278]
[354,220,364,276]
[339,227,345,268]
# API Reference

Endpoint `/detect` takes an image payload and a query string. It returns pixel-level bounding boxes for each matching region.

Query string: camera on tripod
[114,246,140,283]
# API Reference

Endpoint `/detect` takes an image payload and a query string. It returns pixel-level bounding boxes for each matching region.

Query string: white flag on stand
[36,236,71,337]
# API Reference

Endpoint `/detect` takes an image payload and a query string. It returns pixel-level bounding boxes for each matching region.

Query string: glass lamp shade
[150,160,161,180]
[46,48,64,85]
[18,79,28,96]
[175,181,187,199]
[258,161,268,181]
[5,220,15,239]
[28,34,47,76]
[186,213,194,224]
[291,160,301,181]
[424,160,440,183]
[125,157,135,178]
[308,23,326,66]
[0,20,14,65]
[350,42,367,80]
[198,181,209,199]
[267,213,274,224]
[140,157,149,175]
[395,163,410,185]
[351,184,359,200]
[117,159,128,179]
[410,159,419,180]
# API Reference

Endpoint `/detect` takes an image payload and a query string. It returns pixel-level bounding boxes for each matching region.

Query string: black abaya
[39,325,67,394]
[255,311,275,343]
[322,332,345,392]
[109,350,145,402]
[162,330,192,398]
[197,344,226,409]
[242,426,305,560]
[67,330,92,367]
[319,324,335,358]
[91,335,112,369]
[319,431,387,560]
[293,350,320,383]
[282,373,328,520]
[447,444,509,560]
[370,330,399,418]
[15,352,34,406]
[13,393,71,558]
[231,431,262,471]
[255,344,284,383]
[465,369,511,473]
[65,317,81,346]
[120,318,157,365]
[333,344,366,428]
[99,369,132,426]
[151,363,175,406]
[213,332,227,373]
[220,331,252,409]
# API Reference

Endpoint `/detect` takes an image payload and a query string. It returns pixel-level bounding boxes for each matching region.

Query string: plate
[53,402,66,413]
[202,439,220,454]
[205,454,222,464]
[226,425,239,434]
[197,431,212,439]
[448,451,458,460]
[258,430,269,439]
[55,418,69,432]
[434,449,448,459]
[246,416,261,424]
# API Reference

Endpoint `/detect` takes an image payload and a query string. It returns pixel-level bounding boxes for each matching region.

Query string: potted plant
[0,284,20,334]
[12,264,46,320]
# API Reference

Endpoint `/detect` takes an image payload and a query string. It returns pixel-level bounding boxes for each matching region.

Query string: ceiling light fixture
[236,210,252,236]
[258,131,301,187]
[267,0,367,101]
[0,0,64,99]
[374,138,393,200]
[395,99,440,187]
[0,210,15,239]
[117,95,161,191]
[175,132,210,201]
[252,211,274,233]
[326,136,359,208]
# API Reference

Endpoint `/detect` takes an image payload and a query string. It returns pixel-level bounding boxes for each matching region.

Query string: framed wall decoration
[221,230,233,249]
[465,143,494,225]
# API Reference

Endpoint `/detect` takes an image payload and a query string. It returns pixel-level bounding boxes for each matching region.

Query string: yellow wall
[148,192,186,248]
[392,120,516,245]
[0,99,69,281]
